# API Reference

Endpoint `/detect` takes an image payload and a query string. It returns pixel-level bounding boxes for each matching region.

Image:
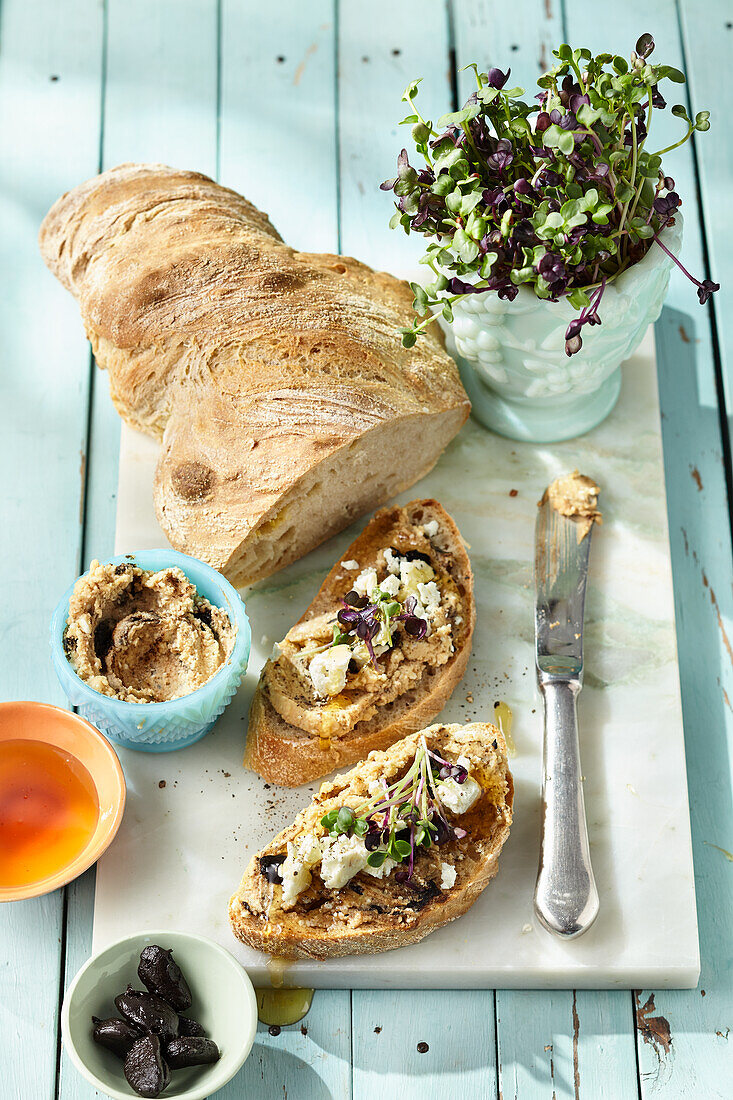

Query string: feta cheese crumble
[440,862,457,890]
[437,757,482,815]
[341,559,360,570]
[380,574,401,597]
[423,519,439,538]
[383,547,401,575]
[280,834,322,906]
[353,566,379,599]
[399,558,435,597]
[320,834,370,889]
[362,854,397,880]
[417,580,441,614]
[309,643,352,698]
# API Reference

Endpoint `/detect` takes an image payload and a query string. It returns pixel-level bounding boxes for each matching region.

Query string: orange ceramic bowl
[0,701,126,901]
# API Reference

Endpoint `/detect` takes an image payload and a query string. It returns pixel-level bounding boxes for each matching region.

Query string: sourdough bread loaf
[39,164,470,585]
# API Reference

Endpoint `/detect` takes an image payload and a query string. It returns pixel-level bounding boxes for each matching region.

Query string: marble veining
[94,329,699,988]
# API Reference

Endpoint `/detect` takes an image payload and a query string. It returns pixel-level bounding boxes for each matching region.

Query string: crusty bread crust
[229,722,513,959]
[243,499,475,786]
[39,164,470,586]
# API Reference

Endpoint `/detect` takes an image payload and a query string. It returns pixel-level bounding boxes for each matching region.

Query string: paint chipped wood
[2,2,733,1098]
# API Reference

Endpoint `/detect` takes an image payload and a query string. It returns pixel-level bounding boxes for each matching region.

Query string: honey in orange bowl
[0,702,125,901]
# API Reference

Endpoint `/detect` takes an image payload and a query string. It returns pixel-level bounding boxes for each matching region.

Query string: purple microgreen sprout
[335,589,427,670]
[382,34,718,354]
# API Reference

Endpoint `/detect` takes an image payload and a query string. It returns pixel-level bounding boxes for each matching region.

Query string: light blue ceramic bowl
[51,550,251,753]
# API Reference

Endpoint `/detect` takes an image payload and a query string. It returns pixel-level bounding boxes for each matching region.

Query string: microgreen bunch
[381,33,718,355]
[320,738,468,883]
[334,588,427,667]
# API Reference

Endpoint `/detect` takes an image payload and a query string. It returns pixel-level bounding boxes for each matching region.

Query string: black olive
[177,1015,207,1037]
[91,1016,142,1059]
[193,604,214,630]
[164,1036,220,1069]
[123,1034,170,1098]
[93,618,114,660]
[344,590,368,608]
[347,658,360,674]
[404,549,432,564]
[389,629,402,648]
[407,878,442,911]
[114,986,179,1042]
[258,853,285,884]
[137,945,193,1013]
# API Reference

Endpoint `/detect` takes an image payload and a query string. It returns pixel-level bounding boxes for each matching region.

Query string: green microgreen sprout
[381,33,718,355]
[319,737,469,882]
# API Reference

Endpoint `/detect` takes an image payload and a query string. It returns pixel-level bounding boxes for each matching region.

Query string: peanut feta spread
[63,560,235,702]
[263,520,463,738]
[541,470,602,541]
[265,743,481,910]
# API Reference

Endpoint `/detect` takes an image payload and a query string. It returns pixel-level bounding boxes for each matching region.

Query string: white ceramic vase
[444,218,683,442]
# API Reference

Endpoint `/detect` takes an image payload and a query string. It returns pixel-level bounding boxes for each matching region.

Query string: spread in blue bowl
[50,550,251,753]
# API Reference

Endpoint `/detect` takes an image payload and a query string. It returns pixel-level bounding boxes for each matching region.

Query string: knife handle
[534,678,599,938]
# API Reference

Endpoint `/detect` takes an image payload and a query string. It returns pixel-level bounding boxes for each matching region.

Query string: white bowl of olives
[62,930,257,1099]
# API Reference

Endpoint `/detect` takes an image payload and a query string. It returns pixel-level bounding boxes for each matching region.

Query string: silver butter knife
[533,474,600,939]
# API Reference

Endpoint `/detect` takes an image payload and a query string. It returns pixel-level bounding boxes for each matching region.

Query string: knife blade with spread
[533,471,601,939]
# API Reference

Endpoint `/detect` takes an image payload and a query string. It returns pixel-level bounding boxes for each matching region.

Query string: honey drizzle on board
[258,958,314,1026]
[493,700,515,756]
[257,986,314,1027]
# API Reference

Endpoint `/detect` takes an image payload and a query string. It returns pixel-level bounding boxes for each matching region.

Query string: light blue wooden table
[2,1,732,1096]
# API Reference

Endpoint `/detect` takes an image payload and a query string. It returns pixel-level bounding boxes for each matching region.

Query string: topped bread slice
[229,722,513,960]
[243,499,475,786]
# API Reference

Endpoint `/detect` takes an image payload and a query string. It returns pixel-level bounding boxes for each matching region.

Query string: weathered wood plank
[562,2,733,1098]
[59,3,220,1098]
[452,4,640,1095]
[217,5,354,1096]
[336,4,498,1095]
[82,0,219,565]
[216,994,352,1100]
[0,1,104,1098]
[352,989,496,1100]
[679,1,733,414]
[337,0,453,268]
[496,990,638,1100]
[219,0,337,252]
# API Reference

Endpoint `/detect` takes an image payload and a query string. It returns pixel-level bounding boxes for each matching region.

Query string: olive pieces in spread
[90,945,220,1098]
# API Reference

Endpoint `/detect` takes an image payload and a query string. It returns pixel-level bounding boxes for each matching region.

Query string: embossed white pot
[444,218,682,442]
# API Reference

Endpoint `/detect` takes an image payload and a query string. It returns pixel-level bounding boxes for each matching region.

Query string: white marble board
[93,328,700,988]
